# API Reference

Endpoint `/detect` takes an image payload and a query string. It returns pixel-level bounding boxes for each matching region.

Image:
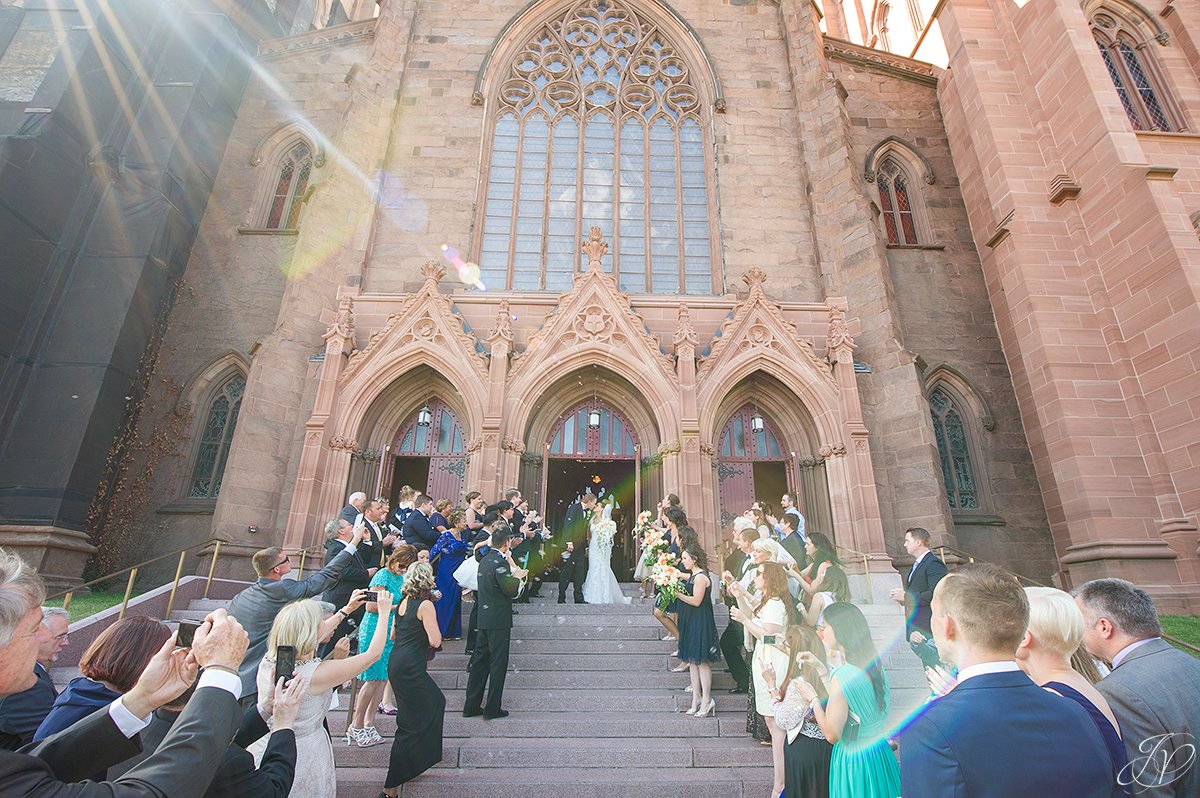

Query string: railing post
[863,553,872,601]
[118,568,139,620]
[204,540,223,598]
[297,548,308,581]
[62,592,73,612]
[165,550,188,619]
[345,677,360,729]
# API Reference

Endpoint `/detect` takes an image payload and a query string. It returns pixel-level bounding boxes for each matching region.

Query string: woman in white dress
[582,499,631,605]
[247,590,395,798]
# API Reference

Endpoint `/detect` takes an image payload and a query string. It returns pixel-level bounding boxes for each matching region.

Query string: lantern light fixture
[750,409,765,433]
[417,402,433,427]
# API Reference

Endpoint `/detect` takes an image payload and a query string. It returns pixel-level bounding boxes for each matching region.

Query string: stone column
[936,0,1198,608]
[777,0,957,556]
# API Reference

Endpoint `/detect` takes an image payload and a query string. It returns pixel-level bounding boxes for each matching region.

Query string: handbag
[453,556,480,591]
[841,708,862,742]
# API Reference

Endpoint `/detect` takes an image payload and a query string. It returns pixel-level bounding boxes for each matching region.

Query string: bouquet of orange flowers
[651,552,689,611]
[639,512,669,568]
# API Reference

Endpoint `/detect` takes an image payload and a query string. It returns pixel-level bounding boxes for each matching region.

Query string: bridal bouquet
[639,513,669,568]
[651,552,689,611]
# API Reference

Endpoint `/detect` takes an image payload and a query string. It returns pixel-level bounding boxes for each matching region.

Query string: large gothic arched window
[479,0,716,295]
[264,141,313,229]
[1091,10,1178,132]
[876,158,919,245]
[187,374,245,499]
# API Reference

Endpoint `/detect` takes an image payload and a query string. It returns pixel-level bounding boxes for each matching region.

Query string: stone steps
[164,584,926,796]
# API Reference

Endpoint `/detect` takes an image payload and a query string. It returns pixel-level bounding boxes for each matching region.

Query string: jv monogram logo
[1118,733,1196,792]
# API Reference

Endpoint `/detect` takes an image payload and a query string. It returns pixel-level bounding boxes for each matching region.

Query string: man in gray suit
[1075,578,1200,798]
[0,547,253,797]
[226,520,366,700]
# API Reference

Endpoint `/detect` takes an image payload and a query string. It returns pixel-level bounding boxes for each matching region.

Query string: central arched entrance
[543,399,641,579]
[717,403,792,526]
[385,399,466,504]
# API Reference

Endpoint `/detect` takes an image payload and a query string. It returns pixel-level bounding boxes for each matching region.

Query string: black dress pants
[557,552,587,602]
[463,627,511,716]
[720,618,750,690]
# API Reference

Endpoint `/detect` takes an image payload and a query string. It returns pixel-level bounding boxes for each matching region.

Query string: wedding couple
[556,492,631,605]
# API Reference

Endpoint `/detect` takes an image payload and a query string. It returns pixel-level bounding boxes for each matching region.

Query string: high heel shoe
[694,698,717,718]
[685,703,700,715]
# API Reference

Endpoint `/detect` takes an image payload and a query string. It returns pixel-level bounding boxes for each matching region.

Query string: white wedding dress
[583,504,631,605]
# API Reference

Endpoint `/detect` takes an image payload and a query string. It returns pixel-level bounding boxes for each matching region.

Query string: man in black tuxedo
[0,543,254,798]
[890,527,948,654]
[400,494,439,550]
[505,489,525,530]
[108,676,306,798]
[556,491,596,604]
[356,498,395,570]
[0,607,69,750]
[319,517,372,656]
[719,527,757,694]
[511,512,546,602]
[463,527,527,719]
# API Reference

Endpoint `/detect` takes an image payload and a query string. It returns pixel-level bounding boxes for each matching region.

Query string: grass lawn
[1160,615,1200,658]
[45,590,144,623]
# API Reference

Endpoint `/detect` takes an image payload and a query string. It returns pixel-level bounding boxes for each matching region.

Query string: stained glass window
[188,375,245,499]
[479,0,715,294]
[549,402,637,457]
[877,158,919,245]
[1091,13,1175,132]
[265,142,313,229]
[929,387,979,509]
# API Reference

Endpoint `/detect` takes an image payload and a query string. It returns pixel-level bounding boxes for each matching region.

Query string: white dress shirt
[108,668,242,737]
[954,659,1021,686]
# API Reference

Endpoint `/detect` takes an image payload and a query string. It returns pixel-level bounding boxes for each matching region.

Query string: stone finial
[489,299,513,343]
[827,305,855,353]
[581,227,609,271]
[673,303,697,349]
[324,294,355,342]
[742,267,767,291]
[420,259,447,289]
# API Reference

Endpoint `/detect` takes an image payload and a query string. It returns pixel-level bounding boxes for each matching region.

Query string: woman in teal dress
[347,544,418,746]
[800,601,900,798]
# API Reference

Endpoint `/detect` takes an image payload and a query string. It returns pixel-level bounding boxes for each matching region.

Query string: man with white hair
[0,547,254,796]
[0,607,69,749]
[338,491,368,525]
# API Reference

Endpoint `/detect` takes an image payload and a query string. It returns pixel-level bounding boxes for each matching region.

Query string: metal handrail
[932,544,1200,657]
[47,538,327,621]
[833,543,877,599]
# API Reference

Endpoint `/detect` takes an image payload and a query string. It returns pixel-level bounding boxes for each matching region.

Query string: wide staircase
[166,586,926,797]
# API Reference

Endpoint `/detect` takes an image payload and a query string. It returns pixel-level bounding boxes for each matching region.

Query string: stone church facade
[2,0,1198,611]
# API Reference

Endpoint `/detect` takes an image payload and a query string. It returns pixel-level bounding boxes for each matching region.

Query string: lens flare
[440,243,486,290]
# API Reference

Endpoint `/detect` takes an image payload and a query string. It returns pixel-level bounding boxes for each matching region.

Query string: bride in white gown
[583,500,632,605]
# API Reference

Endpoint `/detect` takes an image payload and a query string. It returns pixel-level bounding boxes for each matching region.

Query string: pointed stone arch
[922,363,995,433]
[178,350,252,416]
[473,0,725,110]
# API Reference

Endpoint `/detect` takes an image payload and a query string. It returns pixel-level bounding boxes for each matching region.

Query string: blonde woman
[380,562,445,797]
[1016,586,1128,789]
[248,591,393,798]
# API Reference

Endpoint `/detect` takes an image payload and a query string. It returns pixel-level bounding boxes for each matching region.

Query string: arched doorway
[386,399,466,504]
[717,403,793,527]
[543,399,640,579]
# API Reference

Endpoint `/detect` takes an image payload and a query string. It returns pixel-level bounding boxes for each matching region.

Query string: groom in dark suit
[556,491,596,604]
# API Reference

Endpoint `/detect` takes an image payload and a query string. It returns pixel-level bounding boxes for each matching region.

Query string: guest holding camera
[801,602,900,798]
[763,625,832,798]
[731,562,792,797]
[248,591,394,798]
[348,545,418,746]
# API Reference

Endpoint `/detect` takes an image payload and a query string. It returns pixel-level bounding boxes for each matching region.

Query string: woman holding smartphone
[731,562,793,798]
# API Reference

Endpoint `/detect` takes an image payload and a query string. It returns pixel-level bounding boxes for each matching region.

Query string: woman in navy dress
[1018,586,1129,794]
[675,544,721,717]
[431,508,471,639]
[429,498,452,536]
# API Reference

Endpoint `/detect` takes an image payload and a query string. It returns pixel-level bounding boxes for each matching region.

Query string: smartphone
[364,590,379,602]
[762,635,777,645]
[274,645,296,688]
[176,621,200,648]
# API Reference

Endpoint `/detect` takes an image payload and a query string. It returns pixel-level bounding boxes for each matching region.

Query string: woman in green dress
[347,544,418,746]
[798,601,900,798]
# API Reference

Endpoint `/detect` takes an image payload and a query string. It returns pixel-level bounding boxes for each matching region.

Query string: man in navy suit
[0,607,69,750]
[900,564,1115,798]
[890,526,948,639]
[400,494,439,550]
